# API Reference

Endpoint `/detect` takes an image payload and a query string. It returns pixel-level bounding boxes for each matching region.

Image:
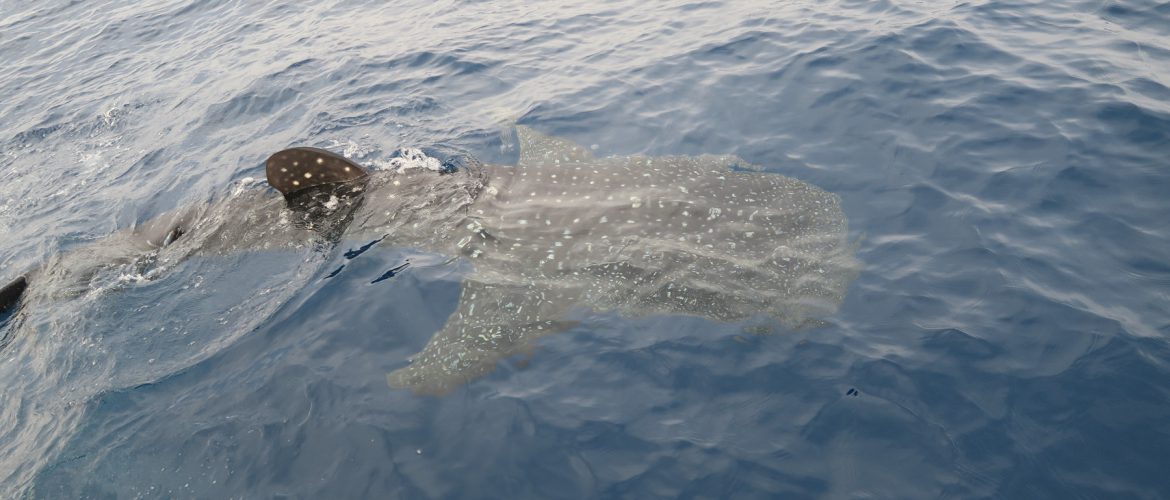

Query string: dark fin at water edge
[0,275,28,317]
[266,147,369,197]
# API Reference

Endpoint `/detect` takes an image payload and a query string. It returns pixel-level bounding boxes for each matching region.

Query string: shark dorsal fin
[516,126,595,167]
[266,147,369,197]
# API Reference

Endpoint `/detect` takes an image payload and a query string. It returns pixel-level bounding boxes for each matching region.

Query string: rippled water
[1,0,1169,497]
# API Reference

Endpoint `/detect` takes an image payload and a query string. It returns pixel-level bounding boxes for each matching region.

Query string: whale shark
[0,125,858,394]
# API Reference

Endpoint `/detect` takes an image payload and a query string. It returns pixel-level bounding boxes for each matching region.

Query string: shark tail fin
[265,147,369,197]
[0,276,28,316]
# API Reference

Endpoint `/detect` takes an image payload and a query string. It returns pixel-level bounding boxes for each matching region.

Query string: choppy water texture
[1,0,1169,497]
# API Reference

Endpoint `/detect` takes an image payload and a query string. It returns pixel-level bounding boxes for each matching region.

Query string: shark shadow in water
[0,126,859,394]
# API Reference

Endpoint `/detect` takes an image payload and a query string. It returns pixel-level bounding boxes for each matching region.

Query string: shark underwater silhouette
[0,125,858,394]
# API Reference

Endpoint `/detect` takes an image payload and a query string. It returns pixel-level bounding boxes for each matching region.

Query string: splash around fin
[266,147,369,197]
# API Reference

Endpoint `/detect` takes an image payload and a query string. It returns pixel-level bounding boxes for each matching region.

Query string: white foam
[231,176,258,196]
[323,195,340,210]
[375,148,443,174]
[321,139,374,161]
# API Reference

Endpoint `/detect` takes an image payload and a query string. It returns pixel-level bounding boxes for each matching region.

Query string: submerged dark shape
[0,126,859,395]
[0,147,370,319]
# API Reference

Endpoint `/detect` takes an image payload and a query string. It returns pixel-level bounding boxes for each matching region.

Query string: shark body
[1,126,858,394]
[361,127,857,393]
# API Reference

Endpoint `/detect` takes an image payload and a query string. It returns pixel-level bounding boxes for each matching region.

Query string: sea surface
[1,0,1169,498]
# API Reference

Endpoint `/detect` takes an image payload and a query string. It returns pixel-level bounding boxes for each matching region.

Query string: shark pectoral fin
[387,279,578,395]
[265,147,369,197]
[0,275,28,316]
[386,318,577,395]
[385,328,502,396]
[515,125,595,166]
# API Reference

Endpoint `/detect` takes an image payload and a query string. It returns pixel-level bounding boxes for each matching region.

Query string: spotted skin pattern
[380,127,858,394]
[265,147,368,196]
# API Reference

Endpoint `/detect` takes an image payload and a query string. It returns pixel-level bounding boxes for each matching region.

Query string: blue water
[2,0,1169,497]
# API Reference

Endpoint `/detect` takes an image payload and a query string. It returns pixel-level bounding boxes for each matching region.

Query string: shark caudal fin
[0,276,28,317]
[265,147,369,197]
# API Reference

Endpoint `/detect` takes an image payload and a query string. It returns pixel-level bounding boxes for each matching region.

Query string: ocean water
[1,0,1169,497]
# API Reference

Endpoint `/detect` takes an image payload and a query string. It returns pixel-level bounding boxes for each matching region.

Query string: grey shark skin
[365,127,859,394]
[0,126,858,395]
